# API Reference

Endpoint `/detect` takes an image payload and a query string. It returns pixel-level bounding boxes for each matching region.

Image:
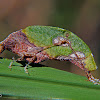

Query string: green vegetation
[0,59,100,99]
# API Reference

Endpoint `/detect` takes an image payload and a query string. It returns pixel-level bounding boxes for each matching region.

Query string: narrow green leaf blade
[0,59,100,100]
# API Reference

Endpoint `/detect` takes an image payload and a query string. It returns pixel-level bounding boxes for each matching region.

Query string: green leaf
[0,59,100,100]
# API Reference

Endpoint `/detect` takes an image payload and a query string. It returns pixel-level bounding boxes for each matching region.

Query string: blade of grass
[0,58,100,100]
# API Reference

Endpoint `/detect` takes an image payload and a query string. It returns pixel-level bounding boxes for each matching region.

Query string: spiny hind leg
[85,70,100,85]
[56,55,100,85]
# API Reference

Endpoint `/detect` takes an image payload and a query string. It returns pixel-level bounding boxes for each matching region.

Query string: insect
[0,26,99,85]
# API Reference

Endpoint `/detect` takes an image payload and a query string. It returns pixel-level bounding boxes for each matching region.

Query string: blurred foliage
[50,0,85,30]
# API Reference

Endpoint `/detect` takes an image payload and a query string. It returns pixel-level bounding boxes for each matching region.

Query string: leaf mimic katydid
[0,26,99,85]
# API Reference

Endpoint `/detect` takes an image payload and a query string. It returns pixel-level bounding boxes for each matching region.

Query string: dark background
[0,0,100,78]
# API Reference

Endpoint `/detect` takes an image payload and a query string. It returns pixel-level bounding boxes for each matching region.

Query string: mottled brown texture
[0,30,50,63]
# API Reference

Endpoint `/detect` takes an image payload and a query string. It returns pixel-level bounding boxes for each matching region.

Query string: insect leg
[8,53,25,70]
[24,62,30,75]
[8,57,15,70]
[84,70,100,85]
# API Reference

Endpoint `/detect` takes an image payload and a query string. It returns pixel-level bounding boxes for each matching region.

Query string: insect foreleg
[8,57,15,70]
